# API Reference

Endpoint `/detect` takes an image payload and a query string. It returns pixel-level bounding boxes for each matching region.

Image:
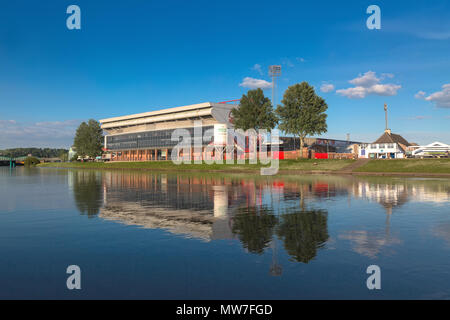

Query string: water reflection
[277,209,329,263]
[232,207,278,255]
[69,170,450,266]
[69,171,103,217]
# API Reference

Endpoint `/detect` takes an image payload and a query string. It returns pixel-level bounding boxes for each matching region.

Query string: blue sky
[0,0,449,148]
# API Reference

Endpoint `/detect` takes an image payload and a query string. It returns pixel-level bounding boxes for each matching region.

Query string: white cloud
[320,83,335,93]
[252,64,263,75]
[296,57,306,63]
[422,84,450,108]
[337,71,401,99]
[414,91,426,99]
[239,77,272,89]
[336,86,368,99]
[349,71,380,87]
[0,119,83,148]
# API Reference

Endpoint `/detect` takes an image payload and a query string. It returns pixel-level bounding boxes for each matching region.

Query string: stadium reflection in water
[2,167,450,299]
[70,170,450,272]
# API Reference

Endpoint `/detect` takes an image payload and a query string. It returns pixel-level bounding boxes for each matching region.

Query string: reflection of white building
[356,182,408,214]
[412,141,450,157]
[355,180,450,213]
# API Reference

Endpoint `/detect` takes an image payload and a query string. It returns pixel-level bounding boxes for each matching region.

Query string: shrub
[24,157,40,166]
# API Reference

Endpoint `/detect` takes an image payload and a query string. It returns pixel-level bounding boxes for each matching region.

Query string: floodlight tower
[269,65,281,109]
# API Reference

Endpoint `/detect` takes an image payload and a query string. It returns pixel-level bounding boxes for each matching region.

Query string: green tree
[276,82,328,157]
[73,119,103,158]
[58,150,69,162]
[231,88,278,131]
[24,157,40,166]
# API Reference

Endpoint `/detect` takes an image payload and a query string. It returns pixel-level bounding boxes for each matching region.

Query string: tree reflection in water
[232,206,329,264]
[232,207,278,254]
[72,171,103,217]
[277,209,329,263]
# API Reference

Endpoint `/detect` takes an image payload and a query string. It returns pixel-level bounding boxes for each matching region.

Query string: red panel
[272,151,284,160]
[315,153,329,159]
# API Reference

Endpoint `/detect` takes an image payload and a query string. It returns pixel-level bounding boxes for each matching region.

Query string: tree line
[0,148,68,158]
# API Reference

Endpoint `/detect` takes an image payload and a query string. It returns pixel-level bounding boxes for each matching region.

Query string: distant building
[68,147,77,160]
[412,141,450,157]
[359,129,411,159]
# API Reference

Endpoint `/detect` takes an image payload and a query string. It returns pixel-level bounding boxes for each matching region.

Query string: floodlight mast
[269,65,281,113]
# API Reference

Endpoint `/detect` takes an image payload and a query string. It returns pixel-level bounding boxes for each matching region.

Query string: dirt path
[340,159,371,172]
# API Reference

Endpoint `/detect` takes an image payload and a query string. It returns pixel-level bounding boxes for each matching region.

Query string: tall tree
[73,119,103,157]
[231,88,278,131]
[276,82,328,157]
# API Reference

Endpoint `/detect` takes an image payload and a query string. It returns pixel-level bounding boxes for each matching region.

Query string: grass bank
[37,159,355,173]
[354,159,450,174]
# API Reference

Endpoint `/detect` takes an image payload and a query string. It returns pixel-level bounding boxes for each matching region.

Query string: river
[1,167,449,299]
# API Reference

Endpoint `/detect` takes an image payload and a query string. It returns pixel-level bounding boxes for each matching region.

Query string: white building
[359,129,411,159]
[412,141,450,157]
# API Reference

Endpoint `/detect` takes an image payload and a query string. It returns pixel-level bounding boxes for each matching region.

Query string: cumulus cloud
[239,77,272,89]
[320,83,335,93]
[416,84,450,108]
[336,71,401,99]
[296,57,306,63]
[348,71,380,87]
[0,119,83,148]
[252,64,263,75]
[414,91,426,99]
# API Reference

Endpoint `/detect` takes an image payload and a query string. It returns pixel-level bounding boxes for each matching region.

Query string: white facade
[359,143,405,159]
[412,141,450,157]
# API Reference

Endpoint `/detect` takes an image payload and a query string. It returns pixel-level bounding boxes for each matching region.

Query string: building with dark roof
[359,129,411,159]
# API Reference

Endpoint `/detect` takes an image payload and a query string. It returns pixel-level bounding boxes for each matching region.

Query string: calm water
[1,167,449,299]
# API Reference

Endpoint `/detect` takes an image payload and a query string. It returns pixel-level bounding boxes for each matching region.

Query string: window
[106,126,214,150]
[379,144,385,149]
[370,144,377,149]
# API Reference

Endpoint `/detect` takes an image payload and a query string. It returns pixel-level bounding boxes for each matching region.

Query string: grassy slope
[37,159,355,172]
[355,159,450,174]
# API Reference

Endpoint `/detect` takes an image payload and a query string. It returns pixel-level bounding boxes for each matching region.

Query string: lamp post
[269,65,281,148]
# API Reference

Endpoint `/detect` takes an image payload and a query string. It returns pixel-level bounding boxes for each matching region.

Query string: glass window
[106,126,214,150]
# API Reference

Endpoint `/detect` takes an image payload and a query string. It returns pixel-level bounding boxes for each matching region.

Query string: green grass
[37,158,355,173]
[355,158,450,174]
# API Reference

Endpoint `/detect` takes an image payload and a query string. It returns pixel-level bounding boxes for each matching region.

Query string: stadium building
[100,102,238,161]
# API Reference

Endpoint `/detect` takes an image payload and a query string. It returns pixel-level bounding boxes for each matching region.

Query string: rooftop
[374,130,410,147]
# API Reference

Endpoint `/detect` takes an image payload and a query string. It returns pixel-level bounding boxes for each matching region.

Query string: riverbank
[37,159,353,173]
[37,158,450,177]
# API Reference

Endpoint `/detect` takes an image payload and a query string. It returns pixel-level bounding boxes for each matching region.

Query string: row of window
[362,143,396,149]
[106,126,214,150]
